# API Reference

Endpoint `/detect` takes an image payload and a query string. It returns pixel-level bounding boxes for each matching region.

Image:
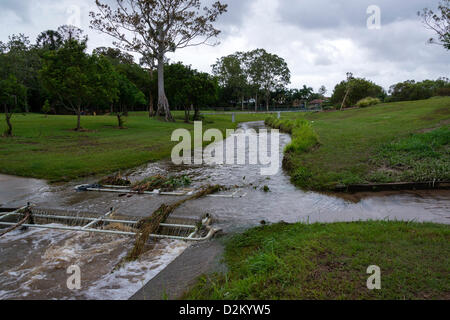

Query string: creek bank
[264,115,450,193]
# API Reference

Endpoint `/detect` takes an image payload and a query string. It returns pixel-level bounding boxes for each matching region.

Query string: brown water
[0,226,189,300]
[0,121,449,299]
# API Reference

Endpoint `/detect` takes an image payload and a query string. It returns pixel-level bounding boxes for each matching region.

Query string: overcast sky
[1,0,448,92]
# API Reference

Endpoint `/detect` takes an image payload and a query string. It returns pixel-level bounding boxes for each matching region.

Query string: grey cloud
[278,0,434,30]
[0,0,31,21]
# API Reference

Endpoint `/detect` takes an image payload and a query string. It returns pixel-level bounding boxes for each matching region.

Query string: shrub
[356,97,381,108]
[436,87,450,96]
[266,117,320,154]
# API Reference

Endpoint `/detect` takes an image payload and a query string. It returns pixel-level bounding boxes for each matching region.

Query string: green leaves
[0,75,27,113]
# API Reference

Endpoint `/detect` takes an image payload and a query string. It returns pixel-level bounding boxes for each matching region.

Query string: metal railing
[0,205,220,242]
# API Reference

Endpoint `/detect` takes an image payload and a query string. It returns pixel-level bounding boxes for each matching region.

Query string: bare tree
[419,0,450,50]
[90,0,228,121]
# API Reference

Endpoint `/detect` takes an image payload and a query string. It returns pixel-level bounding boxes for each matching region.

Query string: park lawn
[278,97,450,190]
[0,111,265,182]
[184,221,450,300]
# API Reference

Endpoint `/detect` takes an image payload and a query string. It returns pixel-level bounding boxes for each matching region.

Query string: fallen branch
[0,208,32,238]
[125,185,222,262]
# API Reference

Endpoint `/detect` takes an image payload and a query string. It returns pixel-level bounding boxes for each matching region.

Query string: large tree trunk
[117,114,124,128]
[4,105,12,137]
[255,92,258,112]
[241,95,244,111]
[156,55,174,122]
[266,92,270,111]
[148,69,155,117]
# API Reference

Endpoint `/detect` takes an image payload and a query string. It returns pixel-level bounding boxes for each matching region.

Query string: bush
[266,116,320,154]
[436,87,450,96]
[356,97,381,108]
[330,77,386,107]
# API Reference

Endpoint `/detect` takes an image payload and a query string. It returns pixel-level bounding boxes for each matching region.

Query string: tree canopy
[331,77,386,107]
[90,0,227,121]
[419,0,450,50]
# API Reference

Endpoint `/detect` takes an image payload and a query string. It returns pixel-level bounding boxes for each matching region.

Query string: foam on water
[0,225,189,300]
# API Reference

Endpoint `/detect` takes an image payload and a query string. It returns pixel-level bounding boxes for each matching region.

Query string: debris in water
[125,185,222,262]
[99,173,131,186]
[131,175,192,193]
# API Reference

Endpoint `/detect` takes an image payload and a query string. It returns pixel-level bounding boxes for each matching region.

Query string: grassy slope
[1,98,449,184]
[279,97,450,190]
[0,112,264,182]
[184,221,450,300]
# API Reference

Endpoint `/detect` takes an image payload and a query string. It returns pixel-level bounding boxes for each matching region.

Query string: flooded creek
[0,121,449,299]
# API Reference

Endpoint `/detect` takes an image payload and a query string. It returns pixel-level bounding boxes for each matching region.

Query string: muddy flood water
[1,121,449,299]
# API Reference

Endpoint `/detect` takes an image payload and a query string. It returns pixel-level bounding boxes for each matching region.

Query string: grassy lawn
[0,111,265,182]
[184,221,450,300]
[277,97,450,190]
[1,98,449,185]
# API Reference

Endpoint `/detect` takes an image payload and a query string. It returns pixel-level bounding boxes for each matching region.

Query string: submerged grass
[184,221,450,300]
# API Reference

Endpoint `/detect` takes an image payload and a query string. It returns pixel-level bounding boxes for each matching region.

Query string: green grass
[0,111,266,182]
[370,127,450,183]
[184,221,450,300]
[265,117,320,154]
[273,97,450,190]
[1,97,449,185]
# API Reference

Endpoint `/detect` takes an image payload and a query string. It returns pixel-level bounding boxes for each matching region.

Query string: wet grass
[370,127,450,183]
[184,221,450,300]
[0,111,265,182]
[272,97,450,190]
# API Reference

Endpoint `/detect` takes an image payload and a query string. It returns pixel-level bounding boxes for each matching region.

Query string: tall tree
[245,49,291,111]
[116,73,147,127]
[90,0,227,121]
[36,30,63,50]
[40,40,119,131]
[57,25,89,44]
[93,47,135,65]
[212,53,248,110]
[330,75,385,108]
[164,62,217,121]
[318,85,327,98]
[0,34,40,113]
[0,75,27,137]
[419,0,450,50]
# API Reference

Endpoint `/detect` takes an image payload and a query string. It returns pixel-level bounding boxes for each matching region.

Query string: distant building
[309,99,325,107]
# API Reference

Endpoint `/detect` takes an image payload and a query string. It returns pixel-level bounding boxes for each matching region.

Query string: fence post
[277,112,281,119]
[232,113,236,123]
